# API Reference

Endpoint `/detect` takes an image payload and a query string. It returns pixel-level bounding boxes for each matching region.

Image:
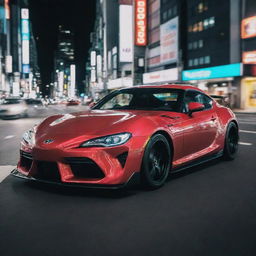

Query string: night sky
[28,0,96,95]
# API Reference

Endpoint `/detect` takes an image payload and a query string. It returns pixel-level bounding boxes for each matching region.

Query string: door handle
[211,116,216,122]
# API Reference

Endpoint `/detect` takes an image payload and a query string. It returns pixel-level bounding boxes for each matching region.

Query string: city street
[0,111,256,255]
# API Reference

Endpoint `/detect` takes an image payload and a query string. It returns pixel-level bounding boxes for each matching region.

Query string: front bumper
[11,168,138,189]
[14,137,146,187]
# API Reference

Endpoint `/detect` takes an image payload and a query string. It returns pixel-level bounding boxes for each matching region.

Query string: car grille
[65,157,105,179]
[20,151,33,171]
[35,161,61,182]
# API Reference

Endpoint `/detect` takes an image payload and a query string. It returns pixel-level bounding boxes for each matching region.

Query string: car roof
[125,84,205,93]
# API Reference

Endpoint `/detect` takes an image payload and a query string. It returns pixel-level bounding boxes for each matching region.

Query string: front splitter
[11,168,139,190]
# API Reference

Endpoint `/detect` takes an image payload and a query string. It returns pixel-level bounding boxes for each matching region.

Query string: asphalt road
[0,110,256,256]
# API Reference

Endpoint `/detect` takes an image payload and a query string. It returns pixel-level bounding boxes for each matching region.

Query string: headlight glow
[80,132,132,147]
[22,126,36,145]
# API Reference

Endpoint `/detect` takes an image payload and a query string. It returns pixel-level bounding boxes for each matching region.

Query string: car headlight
[80,132,132,147]
[22,127,36,145]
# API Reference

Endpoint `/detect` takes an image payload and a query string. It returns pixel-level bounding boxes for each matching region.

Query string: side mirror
[188,102,204,116]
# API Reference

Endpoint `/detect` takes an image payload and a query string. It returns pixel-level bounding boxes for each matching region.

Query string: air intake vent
[117,152,128,168]
[65,157,105,179]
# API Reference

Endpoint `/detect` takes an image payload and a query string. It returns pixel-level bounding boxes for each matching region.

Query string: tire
[141,134,171,189]
[223,122,239,160]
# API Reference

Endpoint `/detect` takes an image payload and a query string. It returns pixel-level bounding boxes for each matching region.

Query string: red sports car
[12,85,239,189]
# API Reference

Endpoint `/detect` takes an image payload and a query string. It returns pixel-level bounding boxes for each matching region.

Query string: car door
[182,90,218,157]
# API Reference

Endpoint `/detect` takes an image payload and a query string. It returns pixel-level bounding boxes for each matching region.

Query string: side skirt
[171,150,223,174]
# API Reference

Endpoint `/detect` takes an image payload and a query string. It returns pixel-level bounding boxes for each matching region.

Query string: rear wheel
[223,122,239,160]
[141,134,171,189]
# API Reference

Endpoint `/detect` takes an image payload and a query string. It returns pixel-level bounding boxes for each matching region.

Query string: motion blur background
[0,0,256,118]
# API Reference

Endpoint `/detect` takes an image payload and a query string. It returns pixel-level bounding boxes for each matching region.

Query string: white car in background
[0,98,46,119]
[0,98,28,119]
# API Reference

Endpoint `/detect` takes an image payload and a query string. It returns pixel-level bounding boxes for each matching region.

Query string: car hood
[35,109,181,148]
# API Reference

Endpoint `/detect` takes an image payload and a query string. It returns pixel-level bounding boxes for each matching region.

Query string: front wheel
[141,134,171,189]
[223,122,239,160]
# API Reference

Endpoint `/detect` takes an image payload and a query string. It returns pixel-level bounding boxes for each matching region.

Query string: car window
[100,93,134,110]
[199,94,213,110]
[183,91,213,112]
[94,88,184,112]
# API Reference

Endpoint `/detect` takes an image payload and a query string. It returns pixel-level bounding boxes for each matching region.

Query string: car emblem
[44,139,54,144]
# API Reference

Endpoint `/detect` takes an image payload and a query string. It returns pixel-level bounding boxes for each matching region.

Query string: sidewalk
[0,166,13,183]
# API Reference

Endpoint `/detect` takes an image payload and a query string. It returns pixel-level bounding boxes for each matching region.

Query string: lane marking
[239,121,256,124]
[240,129,256,134]
[0,165,15,183]
[239,142,253,146]
[3,135,15,140]
[238,119,256,121]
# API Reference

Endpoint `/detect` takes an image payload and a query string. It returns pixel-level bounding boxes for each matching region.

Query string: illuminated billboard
[143,68,178,84]
[119,5,133,62]
[182,63,242,81]
[241,16,256,39]
[160,17,179,65]
[135,0,147,46]
[243,51,256,64]
[21,8,30,74]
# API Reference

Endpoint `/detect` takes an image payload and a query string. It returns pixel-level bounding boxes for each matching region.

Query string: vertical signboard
[160,17,179,65]
[119,5,133,62]
[5,55,12,73]
[70,64,76,98]
[4,0,10,19]
[135,0,147,46]
[58,71,64,95]
[90,51,96,66]
[96,55,102,77]
[21,8,30,74]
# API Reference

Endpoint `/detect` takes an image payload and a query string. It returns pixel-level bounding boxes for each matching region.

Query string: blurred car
[210,95,230,107]
[0,98,28,119]
[25,99,47,117]
[66,99,80,106]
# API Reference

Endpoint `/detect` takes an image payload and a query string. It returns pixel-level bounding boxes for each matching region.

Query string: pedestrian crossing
[0,166,14,183]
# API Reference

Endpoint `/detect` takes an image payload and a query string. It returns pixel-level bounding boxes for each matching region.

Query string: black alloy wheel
[141,134,171,189]
[223,122,239,160]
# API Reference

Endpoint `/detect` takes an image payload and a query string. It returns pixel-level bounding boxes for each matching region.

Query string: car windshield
[94,88,184,112]
[2,99,22,105]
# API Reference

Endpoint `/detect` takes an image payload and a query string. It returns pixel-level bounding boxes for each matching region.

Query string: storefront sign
[243,78,256,108]
[143,68,178,84]
[243,51,256,64]
[119,5,133,62]
[241,16,256,39]
[135,0,147,46]
[160,17,179,65]
[182,63,242,81]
